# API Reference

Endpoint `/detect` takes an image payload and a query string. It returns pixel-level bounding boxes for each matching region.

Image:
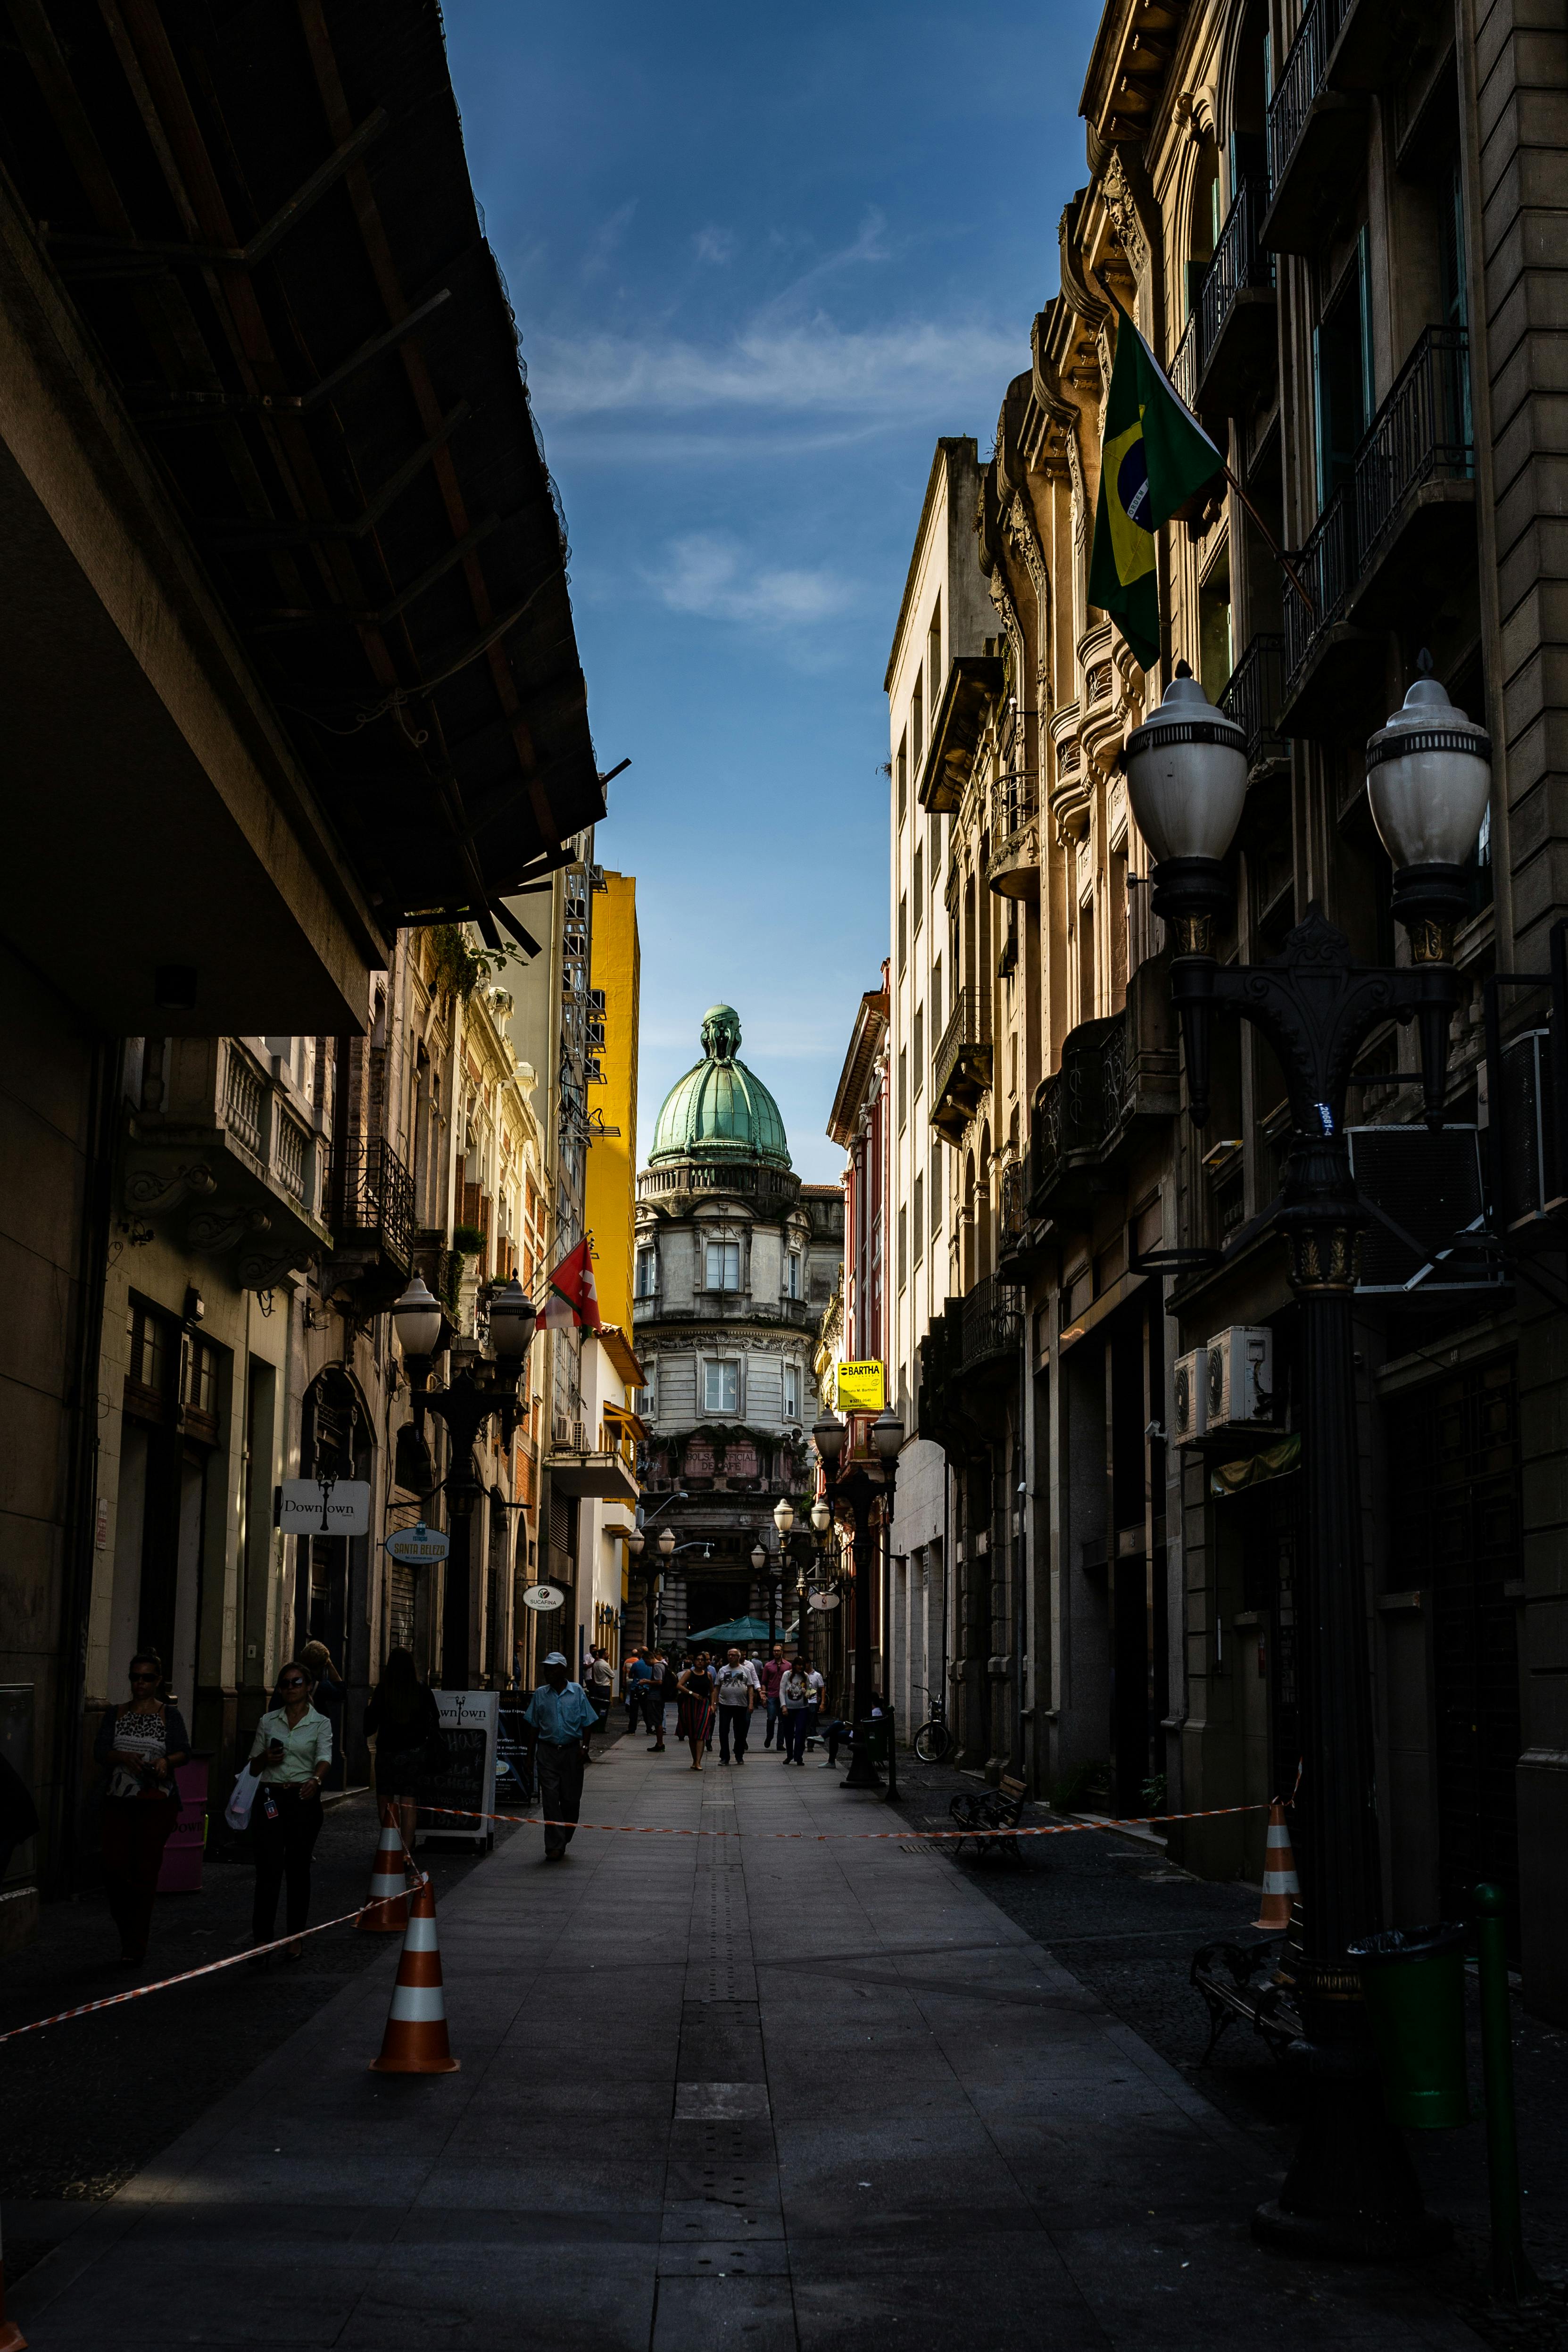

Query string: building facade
[0,3,610,1895]
[866,0,1568,2020]
[633,1008,841,1653]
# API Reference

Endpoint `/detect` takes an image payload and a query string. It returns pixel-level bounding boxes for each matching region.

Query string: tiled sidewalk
[8,1738,1484,2350]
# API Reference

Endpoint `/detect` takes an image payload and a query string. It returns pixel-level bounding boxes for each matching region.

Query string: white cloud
[583,198,638,278]
[649,533,854,629]
[693,224,737,266]
[531,313,1019,421]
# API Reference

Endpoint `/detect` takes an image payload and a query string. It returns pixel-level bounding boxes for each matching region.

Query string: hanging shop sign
[274,1477,371,1535]
[522,1583,565,1612]
[834,1359,886,1413]
[806,1587,842,1611]
[383,1521,451,1564]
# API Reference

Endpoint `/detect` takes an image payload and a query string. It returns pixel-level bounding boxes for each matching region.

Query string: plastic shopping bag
[224,1768,259,1831]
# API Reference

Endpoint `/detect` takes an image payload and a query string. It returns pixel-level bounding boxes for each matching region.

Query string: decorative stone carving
[1101,149,1148,283]
[124,1160,217,1218]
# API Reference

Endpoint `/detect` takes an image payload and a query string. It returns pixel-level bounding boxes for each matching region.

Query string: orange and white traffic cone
[368,1876,460,2074]
[1253,1799,1300,1929]
[357,1802,409,1934]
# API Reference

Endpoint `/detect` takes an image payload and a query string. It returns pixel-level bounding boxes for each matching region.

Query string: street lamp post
[1124,655,1488,2260]
[391,1273,539,1514]
[813,1407,904,1791]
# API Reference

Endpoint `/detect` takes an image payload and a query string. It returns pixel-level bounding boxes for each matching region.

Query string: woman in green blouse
[247,1660,332,1961]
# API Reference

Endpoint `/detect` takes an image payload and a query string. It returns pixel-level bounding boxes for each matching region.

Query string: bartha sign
[275,1478,371,1536]
[834,1359,886,1413]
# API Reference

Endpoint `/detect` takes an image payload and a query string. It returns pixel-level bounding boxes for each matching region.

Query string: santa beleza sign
[276,1478,371,1535]
[384,1521,450,1564]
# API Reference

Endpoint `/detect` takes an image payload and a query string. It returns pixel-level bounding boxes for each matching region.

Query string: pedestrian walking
[300,1639,346,1787]
[585,1655,616,1731]
[364,1647,442,1856]
[780,1657,813,1765]
[803,1661,826,1752]
[94,1651,191,1966]
[624,1647,653,1735]
[246,1660,332,1961]
[678,1652,716,1772]
[759,1643,787,1748]
[644,1650,671,1752]
[713,1646,759,1765]
[523,1651,599,1860]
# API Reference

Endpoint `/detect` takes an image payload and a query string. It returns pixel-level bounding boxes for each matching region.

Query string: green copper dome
[648,1006,791,1169]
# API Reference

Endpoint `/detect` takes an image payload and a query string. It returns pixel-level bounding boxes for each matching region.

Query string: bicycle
[911,1683,952,1764]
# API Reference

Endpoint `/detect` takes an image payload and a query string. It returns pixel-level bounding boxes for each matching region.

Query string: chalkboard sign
[496,1703,535,1807]
[414,1690,498,1848]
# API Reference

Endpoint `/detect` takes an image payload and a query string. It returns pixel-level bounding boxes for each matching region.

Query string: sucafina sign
[834,1359,886,1413]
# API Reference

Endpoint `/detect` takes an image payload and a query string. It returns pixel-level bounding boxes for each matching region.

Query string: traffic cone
[357,1802,409,1933]
[368,1876,460,2074]
[1253,1799,1300,1929]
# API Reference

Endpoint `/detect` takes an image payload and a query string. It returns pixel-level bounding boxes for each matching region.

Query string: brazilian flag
[1087,304,1224,671]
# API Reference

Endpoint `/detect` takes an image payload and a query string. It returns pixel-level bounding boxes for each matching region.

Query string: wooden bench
[1190,1938,1303,2063]
[947,1773,1029,1861]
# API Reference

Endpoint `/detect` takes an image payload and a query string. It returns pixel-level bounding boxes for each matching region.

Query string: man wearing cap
[522,1653,599,1861]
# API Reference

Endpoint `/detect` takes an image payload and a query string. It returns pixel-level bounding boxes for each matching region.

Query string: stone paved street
[7,1734,1497,2351]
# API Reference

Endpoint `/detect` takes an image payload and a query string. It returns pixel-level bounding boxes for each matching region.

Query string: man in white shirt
[713,1647,760,1765]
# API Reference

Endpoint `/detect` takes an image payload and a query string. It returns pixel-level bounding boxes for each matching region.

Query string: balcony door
[1314,229,1370,506]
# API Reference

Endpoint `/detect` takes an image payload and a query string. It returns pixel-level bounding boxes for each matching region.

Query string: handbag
[224,1768,260,1831]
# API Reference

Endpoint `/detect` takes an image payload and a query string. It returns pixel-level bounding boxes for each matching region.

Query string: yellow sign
[835,1359,886,1412]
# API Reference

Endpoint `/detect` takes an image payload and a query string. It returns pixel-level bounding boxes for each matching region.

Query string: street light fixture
[772,1496,796,1536]
[627,1528,645,1556]
[1123,655,1483,2261]
[810,1496,832,1535]
[486,1275,539,1363]
[390,1274,443,1359]
[811,1409,902,1790]
[658,1525,677,1558]
[750,1542,767,1572]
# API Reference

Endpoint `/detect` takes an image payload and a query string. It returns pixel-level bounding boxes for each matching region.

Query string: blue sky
[445,0,1099,1180]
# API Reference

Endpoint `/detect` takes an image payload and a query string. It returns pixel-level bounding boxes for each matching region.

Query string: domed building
[633,1007,843,1646]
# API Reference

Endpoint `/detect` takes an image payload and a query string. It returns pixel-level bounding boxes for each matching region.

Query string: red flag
[542,1236,601,1331]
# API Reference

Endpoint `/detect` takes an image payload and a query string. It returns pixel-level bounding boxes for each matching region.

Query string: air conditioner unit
[1172,1348,1207,1445]
[1206,1326,1274,1430]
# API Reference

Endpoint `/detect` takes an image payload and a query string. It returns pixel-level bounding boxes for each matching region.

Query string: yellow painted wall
[586,871,639,1332]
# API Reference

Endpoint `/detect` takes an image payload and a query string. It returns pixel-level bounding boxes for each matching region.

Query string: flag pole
[1221,462,1318,623]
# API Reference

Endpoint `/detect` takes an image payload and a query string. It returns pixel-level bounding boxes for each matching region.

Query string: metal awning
[0,0,601,946]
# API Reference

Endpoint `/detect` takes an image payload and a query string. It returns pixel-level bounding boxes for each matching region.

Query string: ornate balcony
[958,1274,1024,1378]
[1195,179,1276,416]
[124,1037,329,1290]
[987,770,1040,899]
[930,988,992,1145]
[1264,0,1409,253]
[1281,329,1473,736]
[1029,976,1179,1228]
[1170,313,1198,416]
[1218,632,1287,780]
[326,1136,416,1314]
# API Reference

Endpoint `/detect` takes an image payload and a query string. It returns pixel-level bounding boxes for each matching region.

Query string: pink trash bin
[157,1757,209,1895]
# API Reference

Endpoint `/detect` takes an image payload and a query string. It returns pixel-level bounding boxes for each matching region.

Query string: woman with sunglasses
[93,1651,191,1966]
[246,1660,332,1961]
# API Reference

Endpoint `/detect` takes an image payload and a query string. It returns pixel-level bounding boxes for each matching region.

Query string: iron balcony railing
[1197,178,1275,374]
[998,1159,1029,1251]
[1267,0,1353,191]
[932,987,988,1111]
[1284,328,1472,695]
[333,1136,415,1270]
[990,768,1037,851]
[1282,485,1355,690]
[1170,312,1198,414]
[1218,632,1286,768]
[1354,325,1473,560]
[958,1274,1024,1372]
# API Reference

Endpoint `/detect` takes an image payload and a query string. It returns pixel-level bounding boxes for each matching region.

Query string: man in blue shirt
[523,1653,599,1861]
